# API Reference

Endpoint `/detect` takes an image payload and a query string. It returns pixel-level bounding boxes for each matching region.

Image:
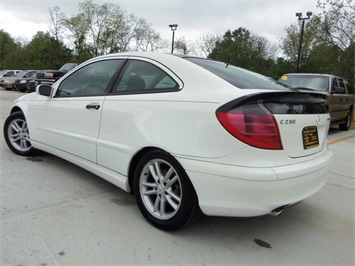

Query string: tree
[62,0,163,57]
[209,28,277,76]
[62,14,91,62]
[24,31,72,69]
[307,43,342,74]
[48,6,65,41]
[0,30,28,69]
[0,30,16,69]
[317,0,354,86]
[134,18,164,52]
[174,37,194,55]
[317,0,355,51]
[280,15,324,72]
[195,33,222,57]
[271,57,295,79]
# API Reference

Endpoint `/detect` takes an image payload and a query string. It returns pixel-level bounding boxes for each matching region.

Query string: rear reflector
[217,104,283,150]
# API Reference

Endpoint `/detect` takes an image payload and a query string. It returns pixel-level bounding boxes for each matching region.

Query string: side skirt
[31,140,131,193]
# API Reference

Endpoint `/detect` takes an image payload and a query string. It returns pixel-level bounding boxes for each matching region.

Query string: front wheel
[134,150,200,231]
[3,111,38,156]
[339,109,353,131]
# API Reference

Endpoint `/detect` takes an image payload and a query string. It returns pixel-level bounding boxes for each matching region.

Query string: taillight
[216,103,283,150]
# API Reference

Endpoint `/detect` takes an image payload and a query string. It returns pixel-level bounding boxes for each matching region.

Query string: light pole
[169,24,178,53]
[295,12,312,73]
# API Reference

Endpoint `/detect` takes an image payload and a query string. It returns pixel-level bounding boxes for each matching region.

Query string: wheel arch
[10,106,24,115]
[349,105,354,123]
[127,146,196,196]
[128,146,161,193]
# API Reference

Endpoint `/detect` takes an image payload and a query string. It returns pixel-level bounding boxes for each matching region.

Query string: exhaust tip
[269,201,303,217]
[270,206,285,217]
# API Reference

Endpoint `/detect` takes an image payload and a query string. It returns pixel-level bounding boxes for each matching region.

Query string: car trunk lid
[216,91,330,158]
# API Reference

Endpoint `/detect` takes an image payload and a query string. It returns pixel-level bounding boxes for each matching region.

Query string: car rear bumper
[179,147,333,217]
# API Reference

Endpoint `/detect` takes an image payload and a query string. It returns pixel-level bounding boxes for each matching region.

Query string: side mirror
[37,84,53,96]
[332,86,345,94]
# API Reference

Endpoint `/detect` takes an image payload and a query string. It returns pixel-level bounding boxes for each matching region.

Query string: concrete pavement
[1,89,354,265]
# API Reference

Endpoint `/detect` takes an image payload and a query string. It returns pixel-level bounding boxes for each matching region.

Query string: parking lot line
[328,134,355,146]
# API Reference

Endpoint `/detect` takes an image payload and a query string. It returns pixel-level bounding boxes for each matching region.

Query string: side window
[331,78,338,88]
[113,60,179,93]
[338,79,345,89]
[55,59,123,97]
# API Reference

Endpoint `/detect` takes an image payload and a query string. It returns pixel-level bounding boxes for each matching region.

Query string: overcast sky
[1,0,320,45]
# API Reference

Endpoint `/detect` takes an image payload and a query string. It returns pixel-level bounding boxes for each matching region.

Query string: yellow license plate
[302,126,319,149]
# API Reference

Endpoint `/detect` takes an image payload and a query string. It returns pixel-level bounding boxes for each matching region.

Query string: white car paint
[6,52,333,223]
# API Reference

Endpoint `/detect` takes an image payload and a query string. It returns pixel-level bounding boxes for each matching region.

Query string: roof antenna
[225,57,230,68]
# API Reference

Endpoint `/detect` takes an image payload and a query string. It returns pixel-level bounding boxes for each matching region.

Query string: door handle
[86,103,101,110]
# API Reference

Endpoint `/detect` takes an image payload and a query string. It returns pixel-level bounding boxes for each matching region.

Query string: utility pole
[295,12,312,73]
[169,24,178,53]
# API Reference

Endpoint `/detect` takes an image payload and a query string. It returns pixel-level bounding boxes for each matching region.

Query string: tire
[134,150,200,231]
[3,111,38,156]
[18,87,27,93]
[339,109,352,131]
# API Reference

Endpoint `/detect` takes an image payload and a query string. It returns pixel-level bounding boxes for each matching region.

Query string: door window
[56,59,124,97]
[338,79,345,89]
[331,78,338,88]
[113,60,179,93]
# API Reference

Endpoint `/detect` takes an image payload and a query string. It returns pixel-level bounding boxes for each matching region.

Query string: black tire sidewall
[133,150,198,231]
[339,109,352,131]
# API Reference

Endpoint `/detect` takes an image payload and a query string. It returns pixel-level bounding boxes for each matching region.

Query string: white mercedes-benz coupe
[4,52,333,231]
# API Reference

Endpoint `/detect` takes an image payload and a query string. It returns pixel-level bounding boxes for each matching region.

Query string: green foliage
[208,28,277,77]
[270,58,295,80]
[317,0,354,51]
[306,43,342,74]
[0,30,20,69]
[23,31,73,69]
[62,0,163,57]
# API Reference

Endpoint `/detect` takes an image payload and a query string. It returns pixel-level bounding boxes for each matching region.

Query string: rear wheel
[3,111,38,156]
[339,109,353,131]
[134,150,200,231]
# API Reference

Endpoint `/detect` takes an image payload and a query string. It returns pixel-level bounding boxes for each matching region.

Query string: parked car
[27,63,78,92]
[13,71,38,92]
[278,73,354,130]
[0,70,22,79]
[3,52,333,231]
[0,70,37,90]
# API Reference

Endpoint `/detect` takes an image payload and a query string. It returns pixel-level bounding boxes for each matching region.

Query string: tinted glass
[186,57,288,90]
[113,60,179,93]
[56,59,123,97]
[279,75,329,92]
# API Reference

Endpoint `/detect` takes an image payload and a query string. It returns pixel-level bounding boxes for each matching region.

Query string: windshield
[278,75,329,92]
[23,71,37,78]
[15,71,27,77]
[59,63,78,72]
[185,57,289,90]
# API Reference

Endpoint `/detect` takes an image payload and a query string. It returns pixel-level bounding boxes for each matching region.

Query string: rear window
[185,57,288,90]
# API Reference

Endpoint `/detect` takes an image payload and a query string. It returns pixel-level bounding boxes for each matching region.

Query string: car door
[97,58,181,175]
[36,59,124,162]
[329,77,347,122]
